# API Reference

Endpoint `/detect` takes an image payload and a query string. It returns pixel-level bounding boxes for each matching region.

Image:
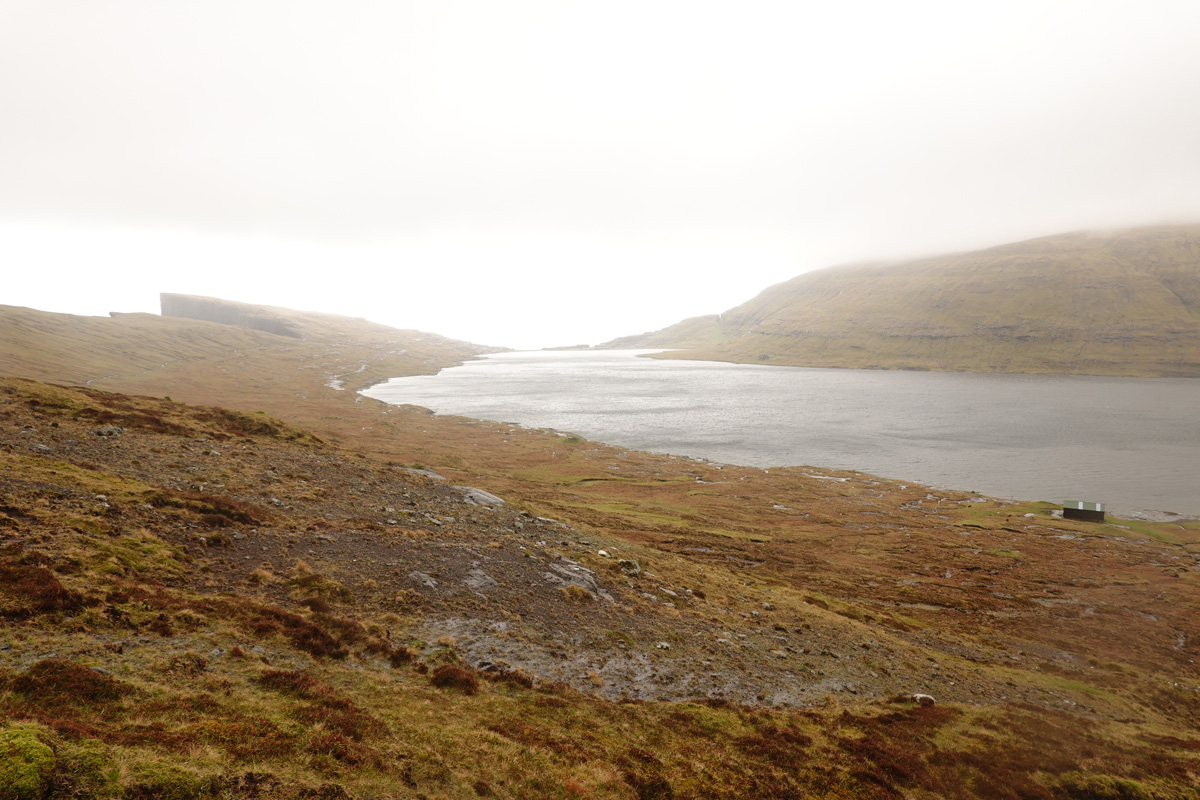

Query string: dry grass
[0,545,85,617]
[559,585,595,604]
[430,664,480,695]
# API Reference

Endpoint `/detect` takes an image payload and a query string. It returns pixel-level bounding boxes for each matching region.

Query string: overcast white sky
[4,1,1200,349]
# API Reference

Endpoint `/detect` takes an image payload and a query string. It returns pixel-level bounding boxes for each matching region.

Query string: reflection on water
[362,350,1200,520]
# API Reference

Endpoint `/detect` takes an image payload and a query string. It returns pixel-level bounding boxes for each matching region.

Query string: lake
[362,350,1200,520]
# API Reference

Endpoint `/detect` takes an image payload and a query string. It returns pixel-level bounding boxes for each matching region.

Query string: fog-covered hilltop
[609,224,1200,377]
[160,293,305,338]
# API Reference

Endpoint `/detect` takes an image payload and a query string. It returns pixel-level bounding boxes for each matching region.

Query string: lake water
[362,350,1200,520]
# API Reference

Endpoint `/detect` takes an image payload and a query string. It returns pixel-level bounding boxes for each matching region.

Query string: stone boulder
[453,486,505,507]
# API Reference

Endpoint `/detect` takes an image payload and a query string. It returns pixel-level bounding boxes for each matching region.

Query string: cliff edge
[160,293,303,338]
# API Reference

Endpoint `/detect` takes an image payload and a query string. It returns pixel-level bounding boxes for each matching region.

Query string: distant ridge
[607,224,1200,377]
[0,298,498,396]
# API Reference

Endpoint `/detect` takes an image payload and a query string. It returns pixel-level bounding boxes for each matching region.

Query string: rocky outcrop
[453,486,505,507]
[160,293,302,338]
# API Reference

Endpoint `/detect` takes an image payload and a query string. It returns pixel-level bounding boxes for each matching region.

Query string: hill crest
[609,224,1200,376]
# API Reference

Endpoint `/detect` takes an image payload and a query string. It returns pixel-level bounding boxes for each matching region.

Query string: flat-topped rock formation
[160,293,303,338]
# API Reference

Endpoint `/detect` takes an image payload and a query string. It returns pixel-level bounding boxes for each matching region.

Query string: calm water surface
[363,350,1200,520]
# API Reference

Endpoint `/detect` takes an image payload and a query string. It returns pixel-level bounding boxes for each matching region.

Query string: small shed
[1062,500,1104,522]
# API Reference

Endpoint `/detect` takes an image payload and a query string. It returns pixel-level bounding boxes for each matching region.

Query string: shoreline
[359,350,1200,522]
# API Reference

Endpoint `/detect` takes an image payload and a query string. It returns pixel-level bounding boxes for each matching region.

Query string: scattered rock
[409,571,438,589]
[618,559,641,577]
[464,569,498,591]
[454,486,505,507]
[544,561,613,601]
[92,425,124,437]
[402,467,444,480]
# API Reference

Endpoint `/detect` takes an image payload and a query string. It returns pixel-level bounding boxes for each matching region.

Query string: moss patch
[0,725,55,800]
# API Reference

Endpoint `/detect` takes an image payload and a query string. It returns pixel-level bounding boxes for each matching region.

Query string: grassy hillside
[601,315,725,351]
[0,298,493,441]
[2,301,1200,798]
[615,225,1200,376]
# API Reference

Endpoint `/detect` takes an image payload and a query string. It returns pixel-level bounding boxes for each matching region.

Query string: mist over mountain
[609,224,1200,377]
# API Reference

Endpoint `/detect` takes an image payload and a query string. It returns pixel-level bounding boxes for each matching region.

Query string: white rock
[454,486,505,507]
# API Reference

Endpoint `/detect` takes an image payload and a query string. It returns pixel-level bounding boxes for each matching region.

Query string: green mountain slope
[615,225,1200,376]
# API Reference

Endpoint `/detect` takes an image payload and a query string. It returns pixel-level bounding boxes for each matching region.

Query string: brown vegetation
[0,546,84,618]
[430,664,480,695]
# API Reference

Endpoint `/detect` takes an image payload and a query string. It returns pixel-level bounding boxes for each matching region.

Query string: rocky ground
[4,377,1198,717]
[4,378,1200,799]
